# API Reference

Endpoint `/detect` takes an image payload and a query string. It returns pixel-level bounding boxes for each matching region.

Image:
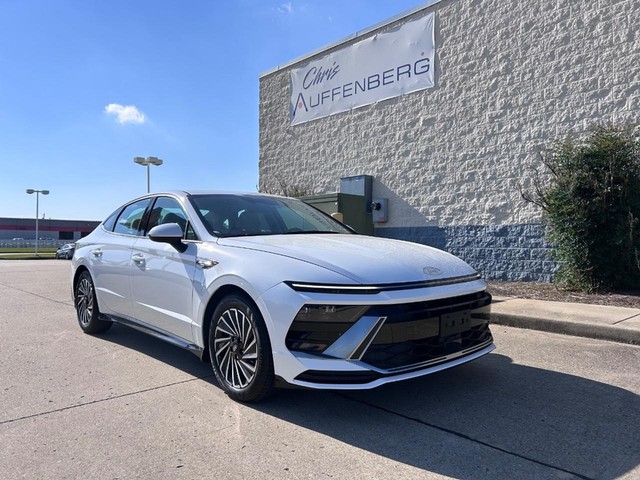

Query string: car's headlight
[284,273,482,295]
[285,305,369,354]
[285,281,380,294]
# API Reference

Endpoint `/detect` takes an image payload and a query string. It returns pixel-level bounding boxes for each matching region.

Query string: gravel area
[487,281,640,309]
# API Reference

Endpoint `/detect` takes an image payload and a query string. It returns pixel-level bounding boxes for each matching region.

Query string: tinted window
[113,198,152,236]
[189,194,352,238]
[102,208,120,232]
[145,196,198,240]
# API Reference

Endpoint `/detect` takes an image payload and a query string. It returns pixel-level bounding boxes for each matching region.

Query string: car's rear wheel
[74,271,112,334]
[209,295,274,402]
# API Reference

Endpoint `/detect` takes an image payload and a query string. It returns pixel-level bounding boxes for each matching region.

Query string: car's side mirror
[148,223,187,252]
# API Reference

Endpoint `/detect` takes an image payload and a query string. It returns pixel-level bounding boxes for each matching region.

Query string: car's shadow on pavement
[252,353,640,480]
[98,324,213,379]
[99,326,639,479]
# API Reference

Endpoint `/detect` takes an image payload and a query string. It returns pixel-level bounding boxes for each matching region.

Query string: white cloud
[104,103,146,124]
[277,2,293,15]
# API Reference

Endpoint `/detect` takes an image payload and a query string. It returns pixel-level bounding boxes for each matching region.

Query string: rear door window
[102,209,120,232]
[113,198,152,236]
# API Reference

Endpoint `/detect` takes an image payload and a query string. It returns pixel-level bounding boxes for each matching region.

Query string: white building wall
[259,0,640,281]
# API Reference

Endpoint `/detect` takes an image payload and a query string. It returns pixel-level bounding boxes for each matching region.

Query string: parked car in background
[56,243,75,259]
[71,191,494,402]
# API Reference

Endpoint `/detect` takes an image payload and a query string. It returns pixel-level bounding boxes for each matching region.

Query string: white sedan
[72,191,494,402]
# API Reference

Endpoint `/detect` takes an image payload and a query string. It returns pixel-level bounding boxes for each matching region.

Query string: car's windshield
[189,194,353,238]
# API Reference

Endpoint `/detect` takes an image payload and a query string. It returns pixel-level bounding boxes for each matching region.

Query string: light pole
[133,156,163,193]
[26,189,49,256]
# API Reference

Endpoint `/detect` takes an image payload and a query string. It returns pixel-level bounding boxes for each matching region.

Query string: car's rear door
[90,198,152,319]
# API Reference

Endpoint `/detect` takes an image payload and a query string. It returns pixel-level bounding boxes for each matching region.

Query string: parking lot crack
[338,394,594,480]
[0,374,214,426]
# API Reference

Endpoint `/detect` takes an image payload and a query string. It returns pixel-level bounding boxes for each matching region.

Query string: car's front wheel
[74,271,112,334]
[209,295,274,402]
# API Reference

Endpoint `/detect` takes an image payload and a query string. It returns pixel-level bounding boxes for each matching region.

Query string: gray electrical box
[302,175,377,235]
[371,198,388,223]
[340,175,373,213]
[301,193,373,235]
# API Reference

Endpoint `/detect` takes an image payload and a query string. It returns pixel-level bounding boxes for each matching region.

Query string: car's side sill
[102,314,204,359]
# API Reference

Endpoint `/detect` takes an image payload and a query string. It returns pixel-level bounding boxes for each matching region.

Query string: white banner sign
[290,13,435,126]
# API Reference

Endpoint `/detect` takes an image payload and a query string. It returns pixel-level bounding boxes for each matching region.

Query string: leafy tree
[259,176,314,198]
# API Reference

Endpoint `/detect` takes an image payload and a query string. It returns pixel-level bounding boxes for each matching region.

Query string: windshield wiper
[283,230,343,235]
[221,230,346,238]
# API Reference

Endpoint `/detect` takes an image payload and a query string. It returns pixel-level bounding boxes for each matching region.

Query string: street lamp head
[42,190,50,195]
[26,189,35,194]
[134,156,163,166]
[133,156,163,193]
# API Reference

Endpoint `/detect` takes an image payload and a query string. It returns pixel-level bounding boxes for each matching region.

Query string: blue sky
[0,0,425,220]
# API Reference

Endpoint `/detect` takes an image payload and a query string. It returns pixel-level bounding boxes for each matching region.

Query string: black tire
[74,271,112,334]
[209,294,274,402]
[66,252,72,260]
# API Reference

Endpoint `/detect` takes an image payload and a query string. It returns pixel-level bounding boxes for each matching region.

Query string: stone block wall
[375,224,557,281]
[259,0,640,281]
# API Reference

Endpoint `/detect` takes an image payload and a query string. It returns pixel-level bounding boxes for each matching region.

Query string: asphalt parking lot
[1,261,639,479]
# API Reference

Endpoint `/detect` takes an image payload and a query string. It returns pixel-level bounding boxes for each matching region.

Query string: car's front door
[129,196,198,342]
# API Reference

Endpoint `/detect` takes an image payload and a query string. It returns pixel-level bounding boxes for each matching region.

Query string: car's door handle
[196,258,219,269]
[132,253,145,264]
[91,249,102,257]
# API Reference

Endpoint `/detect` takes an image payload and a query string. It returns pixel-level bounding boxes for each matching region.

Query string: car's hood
[218,234,476,284]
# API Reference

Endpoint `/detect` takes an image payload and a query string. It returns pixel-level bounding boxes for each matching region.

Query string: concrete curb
[491,312,640,346]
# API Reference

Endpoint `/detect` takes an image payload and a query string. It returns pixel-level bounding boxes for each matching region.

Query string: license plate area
[440,310,472,337]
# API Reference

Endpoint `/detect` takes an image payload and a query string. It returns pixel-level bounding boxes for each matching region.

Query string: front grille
[361,322,493,370]
[359,291,492,370]
[367,291,491,325]
[286,290,492,371]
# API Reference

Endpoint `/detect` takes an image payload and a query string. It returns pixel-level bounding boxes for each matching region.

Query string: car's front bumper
[290,342,495,390]
[258,278,494,390]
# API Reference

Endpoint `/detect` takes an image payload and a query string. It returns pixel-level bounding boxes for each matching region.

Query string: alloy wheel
[214,307,259,389]
[76,277,94,327]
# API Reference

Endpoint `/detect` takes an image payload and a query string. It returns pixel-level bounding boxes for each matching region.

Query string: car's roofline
[130,190,290,200]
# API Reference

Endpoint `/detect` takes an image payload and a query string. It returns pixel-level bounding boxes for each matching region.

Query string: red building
[0,217,100,241]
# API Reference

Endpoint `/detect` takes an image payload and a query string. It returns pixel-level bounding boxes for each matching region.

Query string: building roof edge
[259,0,442,78]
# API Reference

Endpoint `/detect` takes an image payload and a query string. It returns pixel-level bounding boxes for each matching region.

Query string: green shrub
[522,125,640,291]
